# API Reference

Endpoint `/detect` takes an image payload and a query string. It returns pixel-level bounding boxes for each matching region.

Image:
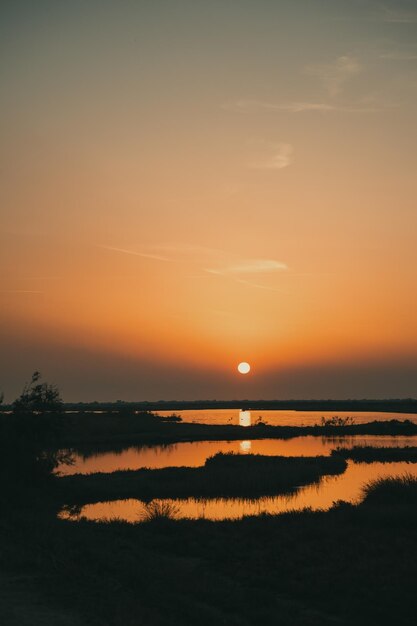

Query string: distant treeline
[4,398,414,413]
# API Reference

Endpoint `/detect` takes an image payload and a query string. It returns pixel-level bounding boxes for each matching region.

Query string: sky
[1,0,417,401]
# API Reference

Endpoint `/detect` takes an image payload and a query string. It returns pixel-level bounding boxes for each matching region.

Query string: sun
[237,362,251,374]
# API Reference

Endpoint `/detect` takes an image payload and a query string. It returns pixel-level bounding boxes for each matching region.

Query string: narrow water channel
[59,461,417,523]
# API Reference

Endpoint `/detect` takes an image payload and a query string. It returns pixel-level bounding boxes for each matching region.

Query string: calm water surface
[59,461,417,523]
[58,409,417,476]
[58,434,417,475]
[58,409,417,522]
[157,409,417,427]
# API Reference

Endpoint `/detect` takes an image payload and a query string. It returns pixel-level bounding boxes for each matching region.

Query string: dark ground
[2,478,417,626]
[2,411,417,626]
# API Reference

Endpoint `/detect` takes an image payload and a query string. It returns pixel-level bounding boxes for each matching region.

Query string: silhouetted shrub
[0,372,72,487]
[139,500,180,522]
[320,415,354,427]
[159,413,182,423]
[12,371,63,415]
[361,475,417,506]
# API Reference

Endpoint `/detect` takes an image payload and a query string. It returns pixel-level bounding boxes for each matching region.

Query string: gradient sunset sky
[1,0,417,401]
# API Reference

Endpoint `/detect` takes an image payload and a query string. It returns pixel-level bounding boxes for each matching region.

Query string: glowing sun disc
[237,362,251,374]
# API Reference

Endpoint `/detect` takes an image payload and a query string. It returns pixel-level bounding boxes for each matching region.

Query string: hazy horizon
[1,0,417,401]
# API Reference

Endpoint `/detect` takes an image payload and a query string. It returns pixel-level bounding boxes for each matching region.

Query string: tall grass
[139,500,180,522]
[361,474,417,505]
[332,446,417,463]
[58,452,348,504]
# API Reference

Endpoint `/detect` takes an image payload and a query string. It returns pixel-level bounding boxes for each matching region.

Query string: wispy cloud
[271,102,336,113]
[99,245,170,262]
[235,278,290,293]
[224,99,334,113]
[379,51,417,60]
[99,244,290,293]
[206,259,289,294]
[0,290,43,294]
[381,7,417,23]
[225,99,386,114]
[151,244,229,261]
[210,309,234,317]
[102,243,232,262]
[206,259,288,275]
[250,143,294,170]
[329,5,417,24]
[305,55,362,97]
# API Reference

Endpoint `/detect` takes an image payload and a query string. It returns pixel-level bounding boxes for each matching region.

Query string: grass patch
[3,475,417,626]
[139,500,181,522]
[34,411,417,447]
[332,446,417,463]
[361,474,417,506]
[57,453,347,504]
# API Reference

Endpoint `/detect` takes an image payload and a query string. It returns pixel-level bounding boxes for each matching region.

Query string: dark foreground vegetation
[1,374,417,625]
[333,446,417,463]
[1,476,417,626]
[38,412,417,447]
[58,453,347,504]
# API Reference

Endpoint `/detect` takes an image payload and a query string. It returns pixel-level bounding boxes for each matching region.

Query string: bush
[320,415,354,427]
[139,500,180,522]
[361,475,417,506]
[12,371,63,415]
[0,372,72,486]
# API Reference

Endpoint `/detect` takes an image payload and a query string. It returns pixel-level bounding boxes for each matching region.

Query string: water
[57,408,417,523]
[57,408,417,476]
[58,435,417,476]
[59,461,417,523]
[157,408,417,427]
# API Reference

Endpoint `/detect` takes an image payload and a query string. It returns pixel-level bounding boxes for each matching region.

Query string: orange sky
[1,1,417,400]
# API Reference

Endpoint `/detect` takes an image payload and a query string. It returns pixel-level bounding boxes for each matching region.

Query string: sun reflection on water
[239,410,251,427]
[239,440,252,453]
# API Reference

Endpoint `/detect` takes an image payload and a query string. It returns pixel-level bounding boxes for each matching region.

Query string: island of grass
[4,405,417,452]
[332,446,417,463]
[45,410,417,447]
[57,452,347,504]
[360,474,417,507]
